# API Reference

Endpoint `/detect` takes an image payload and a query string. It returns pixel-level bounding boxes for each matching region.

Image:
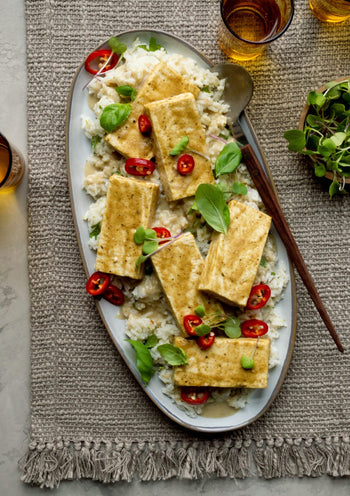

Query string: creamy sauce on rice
[201,401,238,419]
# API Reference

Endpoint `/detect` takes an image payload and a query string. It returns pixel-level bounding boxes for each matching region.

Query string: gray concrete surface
[0,0,349,493]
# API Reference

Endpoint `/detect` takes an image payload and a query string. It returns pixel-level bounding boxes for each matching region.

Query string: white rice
[81,39,289,416]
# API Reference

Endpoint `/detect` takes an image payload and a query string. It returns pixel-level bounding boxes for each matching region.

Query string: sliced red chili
[125,158,155,176]
[86,271,110,296]
[102,284,124,306]
[246,284,271,310]
[152,227,171,245]
[138,114,152,134]
[84,49,118,75]
[177,154,195,175]
[183,314,203,337]
[181,387,210,405]
[197,331,215,350]
[241,319,268,338]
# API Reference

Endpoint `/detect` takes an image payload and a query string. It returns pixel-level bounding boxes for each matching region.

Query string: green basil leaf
[145,334,158,348]
[195,183,230,235]
[108,36,127,55]
[115,85,137,101]
[100,103,132,132]
[91,135,100,152]
[89,222,101,239]
[215,142,242,176]
[260,255,266,267]
[187,200,199,216]
[194,324,211,336]
[232,182,247,196]
[216,181,232,200]
[201,86,210,93]
[169,136,189,156]
[149,37,164,51]
[142,240,158,255]
[157,344,189,366]
[139,37,165,52]
[134,226,146,244]
[195,305,206,318]
[126,340,154,384]
[284,129,306,152]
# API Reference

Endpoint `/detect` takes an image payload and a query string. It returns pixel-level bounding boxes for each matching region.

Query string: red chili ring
[241,319,268,338]
[102,284,124,306]
[177,154,195,175]
[125,158,156,176]
[85,49,119,75]
[181,387,210,405]
[86,271,110,296]
[183,314,203,337]
[138,114,152,134]
[197,331,215,350]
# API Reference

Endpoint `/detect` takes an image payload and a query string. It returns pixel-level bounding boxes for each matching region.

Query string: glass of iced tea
[0,133,26,193]
[219,0,294,61]
[309,0,350,22]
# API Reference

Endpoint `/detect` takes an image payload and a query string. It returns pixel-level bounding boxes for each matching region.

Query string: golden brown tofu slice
[95,175,159,279]
[105,63,200,160]
[151,232,223,336]
[144,93,215,201]
[199,200,271,307]
[174,336,270,388]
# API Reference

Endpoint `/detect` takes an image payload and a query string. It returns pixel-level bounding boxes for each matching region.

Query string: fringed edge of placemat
[18,436,350,488]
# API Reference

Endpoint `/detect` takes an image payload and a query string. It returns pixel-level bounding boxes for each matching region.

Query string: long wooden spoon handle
[241,144,344,353]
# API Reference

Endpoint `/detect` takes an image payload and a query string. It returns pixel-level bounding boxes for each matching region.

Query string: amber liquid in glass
[0,134,25,193]
[222,0,282,42]
[309,0,350,22]
[0,143,10,184]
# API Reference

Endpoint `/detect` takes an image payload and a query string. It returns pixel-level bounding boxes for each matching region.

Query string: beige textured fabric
[20,0,350,488]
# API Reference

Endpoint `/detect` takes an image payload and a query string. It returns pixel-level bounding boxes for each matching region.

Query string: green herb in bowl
[284,78,350,198]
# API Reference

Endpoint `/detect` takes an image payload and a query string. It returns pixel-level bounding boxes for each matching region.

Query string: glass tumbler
[0,133,26,193]
[219,0,294,61]
[309,0,350,22]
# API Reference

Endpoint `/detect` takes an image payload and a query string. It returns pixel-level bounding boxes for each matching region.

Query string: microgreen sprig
[170,136,210,161]
[83,36,127,91]
[134,227,183,268]
[284,79,350,198]
[241,337,260,370]
[193,307,241,339]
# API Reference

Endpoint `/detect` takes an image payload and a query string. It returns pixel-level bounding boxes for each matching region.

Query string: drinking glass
[309,0,350,22]
[0,133,26,193]
[219,0,294,61]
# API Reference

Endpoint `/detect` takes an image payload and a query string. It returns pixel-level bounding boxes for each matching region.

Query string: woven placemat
[20,0,350,488]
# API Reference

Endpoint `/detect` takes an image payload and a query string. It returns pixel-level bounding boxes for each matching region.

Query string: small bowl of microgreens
[284,77,350,198]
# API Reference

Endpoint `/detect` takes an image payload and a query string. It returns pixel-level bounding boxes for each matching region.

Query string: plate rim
[65,28,297,433]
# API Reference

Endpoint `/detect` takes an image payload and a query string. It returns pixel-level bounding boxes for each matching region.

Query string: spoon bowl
[211,63,254,122]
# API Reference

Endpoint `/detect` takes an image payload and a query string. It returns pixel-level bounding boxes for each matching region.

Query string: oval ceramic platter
[66,29,297,433]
